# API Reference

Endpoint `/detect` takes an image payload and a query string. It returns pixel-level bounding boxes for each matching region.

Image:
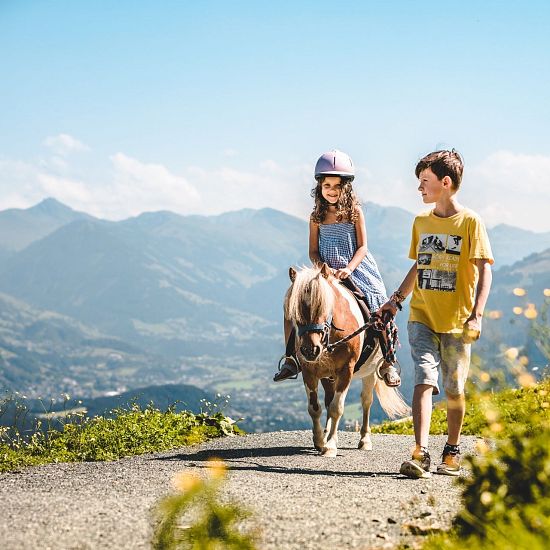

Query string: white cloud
[43,134,90,156]
[36,173,93,204]
[259,159,282,173]
[0,150,201,220]
[186,161,312,220]
[104,153,201,218]
[464,151,550,232]
[359,151,550,233]
[0,158,45,210]
[1,146,549,232]
[353,164,420,214]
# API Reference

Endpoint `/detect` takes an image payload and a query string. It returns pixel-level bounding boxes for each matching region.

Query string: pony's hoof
[358,440,373,451]
[321,447,337,457]
[314,445,323,452]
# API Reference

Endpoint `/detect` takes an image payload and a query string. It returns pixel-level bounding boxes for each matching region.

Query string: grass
[0,401,242,473]
[373,377,550,438]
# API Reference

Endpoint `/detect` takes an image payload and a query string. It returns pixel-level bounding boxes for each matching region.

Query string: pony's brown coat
[285,264,410,456]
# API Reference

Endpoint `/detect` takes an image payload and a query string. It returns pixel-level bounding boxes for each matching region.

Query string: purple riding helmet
[314,150,355,182]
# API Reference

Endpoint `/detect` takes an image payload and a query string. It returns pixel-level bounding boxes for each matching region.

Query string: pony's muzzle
[300,341,322,361]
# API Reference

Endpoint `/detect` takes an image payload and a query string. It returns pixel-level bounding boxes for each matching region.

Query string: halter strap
[297,312,333,337]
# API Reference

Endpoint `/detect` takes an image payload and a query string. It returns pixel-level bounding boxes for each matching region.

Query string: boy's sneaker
[436,443,461,476]
[400,447,431,479]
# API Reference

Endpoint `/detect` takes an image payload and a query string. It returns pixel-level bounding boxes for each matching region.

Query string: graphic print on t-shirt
[446,235,462,255]
[417,233,462,292]
[419,234,446,253]
[418,253,432,265]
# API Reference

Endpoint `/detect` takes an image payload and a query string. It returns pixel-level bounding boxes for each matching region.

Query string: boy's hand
[463,315,482,343]
[378,300,398,318]
[334,267,352,280]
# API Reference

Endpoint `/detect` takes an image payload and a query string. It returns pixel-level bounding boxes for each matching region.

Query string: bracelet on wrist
[393,289,405,303]
[390,290,405,310]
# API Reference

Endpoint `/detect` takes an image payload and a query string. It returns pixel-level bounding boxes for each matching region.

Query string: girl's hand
[334,267,352,280]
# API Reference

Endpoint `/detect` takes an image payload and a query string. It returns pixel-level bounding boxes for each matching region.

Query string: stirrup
[276,355,300,379]
[376,358,401,387]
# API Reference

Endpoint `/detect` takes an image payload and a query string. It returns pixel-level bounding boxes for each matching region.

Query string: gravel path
[0,431,479,549]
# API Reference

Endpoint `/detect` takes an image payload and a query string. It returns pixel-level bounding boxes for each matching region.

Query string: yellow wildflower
[172,471,202,493]
[207,458,227,480]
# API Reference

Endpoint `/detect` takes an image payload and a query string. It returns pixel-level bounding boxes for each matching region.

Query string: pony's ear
[320,263,332,279]
[289,267,297,281]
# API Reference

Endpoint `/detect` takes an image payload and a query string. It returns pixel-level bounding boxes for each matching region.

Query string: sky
[1,0,550,232]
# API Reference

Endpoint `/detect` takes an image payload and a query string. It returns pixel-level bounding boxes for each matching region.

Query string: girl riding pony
[274,150,401,387]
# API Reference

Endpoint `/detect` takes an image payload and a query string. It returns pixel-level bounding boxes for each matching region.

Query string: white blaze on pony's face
[286,265,334,362]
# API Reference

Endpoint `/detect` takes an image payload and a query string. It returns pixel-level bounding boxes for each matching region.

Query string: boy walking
[381,150,493,478]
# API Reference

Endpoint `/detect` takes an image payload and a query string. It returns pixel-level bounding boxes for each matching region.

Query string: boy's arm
[463,259,492,342]
[379,262,418,315]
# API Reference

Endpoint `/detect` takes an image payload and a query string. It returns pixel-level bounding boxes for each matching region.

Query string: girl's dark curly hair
[310,176,360,224]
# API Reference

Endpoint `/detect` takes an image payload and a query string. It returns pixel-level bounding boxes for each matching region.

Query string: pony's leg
[322,373,352,457]
[303,372,324,451]
[320,377,336,444]
[358,373,376,451]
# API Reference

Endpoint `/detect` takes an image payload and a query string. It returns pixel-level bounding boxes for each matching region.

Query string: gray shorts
[407,321,471,396]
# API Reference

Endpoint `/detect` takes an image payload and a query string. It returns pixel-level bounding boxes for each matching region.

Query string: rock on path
[0,432,479,549]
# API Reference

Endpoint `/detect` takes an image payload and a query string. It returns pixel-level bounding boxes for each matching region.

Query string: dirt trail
[0,431,478,549]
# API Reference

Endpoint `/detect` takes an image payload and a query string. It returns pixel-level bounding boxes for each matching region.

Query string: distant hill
[0,198,548,364]
[0,292,180,397]
[0,206,309,358]
[488,224,550,267]
[0,198,93,252]
[477,248,550,373]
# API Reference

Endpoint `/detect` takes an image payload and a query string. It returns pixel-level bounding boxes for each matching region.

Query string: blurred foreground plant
[152,459,257,550]
[422,377,550,550]
[531,296,550,361]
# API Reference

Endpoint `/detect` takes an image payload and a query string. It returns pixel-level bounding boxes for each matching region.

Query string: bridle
[297,311,334,347]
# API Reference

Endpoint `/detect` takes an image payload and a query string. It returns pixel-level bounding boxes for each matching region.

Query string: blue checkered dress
[319,223,387,310]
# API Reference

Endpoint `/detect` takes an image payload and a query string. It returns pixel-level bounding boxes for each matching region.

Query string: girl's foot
[378,362,401,387]
[273,356,300,382]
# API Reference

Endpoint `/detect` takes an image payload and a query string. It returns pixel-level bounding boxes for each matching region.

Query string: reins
[326,310,399,365]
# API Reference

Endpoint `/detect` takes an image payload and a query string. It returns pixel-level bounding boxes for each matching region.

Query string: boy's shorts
[407,321,471,396]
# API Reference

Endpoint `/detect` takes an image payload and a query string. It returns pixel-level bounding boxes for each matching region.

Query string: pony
[284,263,410,457]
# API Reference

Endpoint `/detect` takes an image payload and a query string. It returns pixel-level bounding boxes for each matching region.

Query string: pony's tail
[374,379,411,419]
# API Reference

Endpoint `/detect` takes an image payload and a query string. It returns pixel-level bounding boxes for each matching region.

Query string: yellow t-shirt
[408,208,494,333]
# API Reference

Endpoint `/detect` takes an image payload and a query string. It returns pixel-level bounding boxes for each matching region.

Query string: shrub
[0,401,242,472]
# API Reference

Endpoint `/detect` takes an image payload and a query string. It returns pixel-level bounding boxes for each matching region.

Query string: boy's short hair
[415,150,464,189]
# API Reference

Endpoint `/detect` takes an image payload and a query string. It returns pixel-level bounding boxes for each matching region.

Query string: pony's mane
[285,266,334,325]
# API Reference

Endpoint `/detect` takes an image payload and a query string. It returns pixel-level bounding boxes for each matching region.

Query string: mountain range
[0,199,548,430]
